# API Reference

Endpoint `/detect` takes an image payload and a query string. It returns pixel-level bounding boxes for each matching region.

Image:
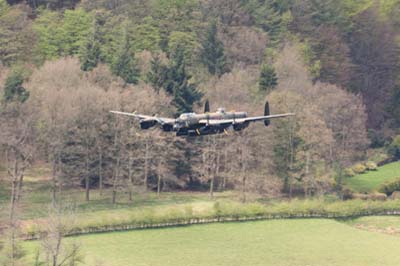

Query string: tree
[388,135,400,160]
[200,20,228,76]
[111,30,140,85]
[0,99,36,266]
[37,204,83,266]
[32,10,63,61]
[146,54,168,93]
[168,31,198,64]
[259,64,278,92]
[80,36,101,72]
[243,0,290,43]
[163,47,202,113]
[349,6,399,131]
[3,68,29,103]
[79,20,101,72]
[0,2,34,65]
[61,8,93,56]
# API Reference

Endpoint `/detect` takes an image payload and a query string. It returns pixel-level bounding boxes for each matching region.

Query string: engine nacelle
[162,124,174,132]
[140,120,157,129]
[233,122,249,131]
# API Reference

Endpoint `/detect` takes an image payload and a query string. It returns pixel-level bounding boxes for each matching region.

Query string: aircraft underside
[175,123,249,137]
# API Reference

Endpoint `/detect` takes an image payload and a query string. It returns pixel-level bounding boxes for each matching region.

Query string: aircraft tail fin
[204,99,210,113]
[264,101,270,127]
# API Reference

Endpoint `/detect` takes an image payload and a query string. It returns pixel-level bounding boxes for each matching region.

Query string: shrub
[365,161,378,171]
[342,188,355,200]
[379,178,400,196]
[353,163,367,174]
[391,191,400,200]
[344,168,355,177]
[352,193,369,200]
[388,135,400,160]
[369,193,387,201]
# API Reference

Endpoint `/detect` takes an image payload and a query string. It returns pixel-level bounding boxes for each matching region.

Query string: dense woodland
[1,0,400,204]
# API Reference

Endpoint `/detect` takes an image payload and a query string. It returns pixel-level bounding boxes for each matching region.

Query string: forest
[0,0,400,265]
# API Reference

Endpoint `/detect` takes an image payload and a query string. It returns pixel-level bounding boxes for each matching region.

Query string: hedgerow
[21,199,400,240]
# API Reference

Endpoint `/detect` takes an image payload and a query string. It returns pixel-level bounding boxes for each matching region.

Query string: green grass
[24,219,400,266]
[346,161,400,193]
[0,168,235,222]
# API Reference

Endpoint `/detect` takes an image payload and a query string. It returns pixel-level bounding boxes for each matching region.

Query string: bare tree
[38,204,83,266]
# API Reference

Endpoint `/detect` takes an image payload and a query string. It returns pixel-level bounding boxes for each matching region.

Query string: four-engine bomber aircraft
[110,101,295,137]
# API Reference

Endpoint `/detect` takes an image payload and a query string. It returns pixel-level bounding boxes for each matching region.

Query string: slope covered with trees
[1,0,400,264]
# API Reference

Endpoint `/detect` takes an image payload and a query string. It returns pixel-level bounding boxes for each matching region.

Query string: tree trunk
[51,159,57,207]
[85,144,90,202]
[240,144,247,203]
[112,153,120,204]
[99,150,103,196]
[157,175,161,198]
[128,150,134,202]
[144,139,149,191]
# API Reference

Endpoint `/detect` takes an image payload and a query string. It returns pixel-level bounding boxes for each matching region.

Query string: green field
[24,219,400,266]
[346,161,400,193]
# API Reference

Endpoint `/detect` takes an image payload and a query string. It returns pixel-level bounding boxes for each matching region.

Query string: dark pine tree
[166,46,202,114]
[80,38,101,72]
[259,64,278,92]
[80,27,101,72]
[201,20,228,76]
[3,69,29,103]
[147,55,168,93]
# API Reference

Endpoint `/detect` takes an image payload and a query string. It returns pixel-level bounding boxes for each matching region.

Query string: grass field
[346,161,400,193]
[0,165,236,222]
[24,218,400,266]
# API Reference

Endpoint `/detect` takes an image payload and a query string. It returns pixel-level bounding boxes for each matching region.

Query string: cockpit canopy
[179,113,196,119]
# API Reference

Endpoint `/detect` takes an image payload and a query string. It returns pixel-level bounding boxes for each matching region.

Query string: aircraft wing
[199,113,295,125]
[240,113,296,123]
[109,111,175,124]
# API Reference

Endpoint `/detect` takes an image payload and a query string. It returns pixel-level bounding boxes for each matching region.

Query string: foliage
[388,135,400,160]
[0,3,34,65]
[242,0,290,43]
[147,55,168,93]
[79,27,101,72]
[168,31,198,64]
[344,168,355,177]
[379,178,400,196]
[131,17,162,52]
[33,9,93,62]
[32,10,63,61]
[353,163,367,174]
[164,47,202,113]
[258,64,277,92]
[111,30,140,84]
[365,161,378,171]
[200,21,228,76]
[61,9,93,56]
[3,67,29,103]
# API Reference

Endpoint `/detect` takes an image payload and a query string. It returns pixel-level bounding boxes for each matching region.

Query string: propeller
[204,99,210,113]
[264,101,270,127]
